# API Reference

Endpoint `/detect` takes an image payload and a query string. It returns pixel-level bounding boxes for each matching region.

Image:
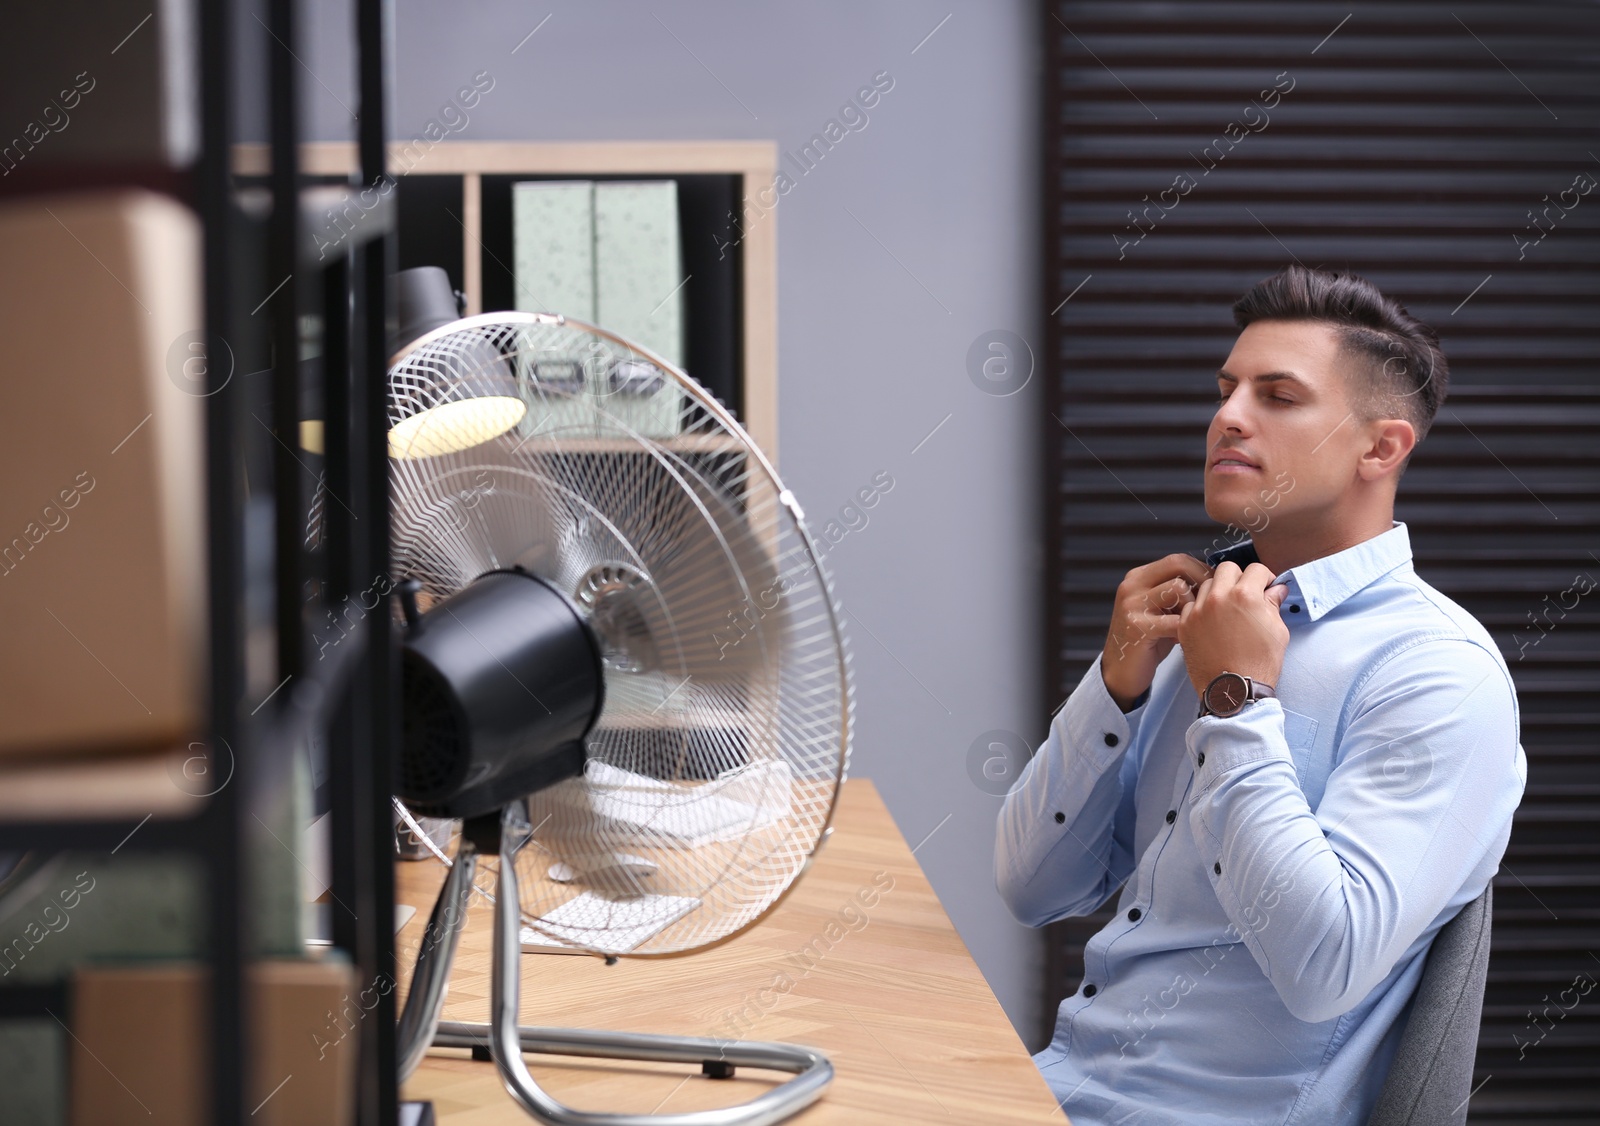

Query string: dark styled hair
[1231,265,1448,476]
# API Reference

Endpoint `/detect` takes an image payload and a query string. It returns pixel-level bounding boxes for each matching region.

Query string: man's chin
[1202,490,1231,522]
[1203,493,1254,532]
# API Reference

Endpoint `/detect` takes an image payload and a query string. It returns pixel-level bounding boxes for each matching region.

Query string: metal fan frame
[391,310,852,959]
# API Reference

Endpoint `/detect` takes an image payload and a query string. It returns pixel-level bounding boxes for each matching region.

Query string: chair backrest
[1368,883,1494,1126]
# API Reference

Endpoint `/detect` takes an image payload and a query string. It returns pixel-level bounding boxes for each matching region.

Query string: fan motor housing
[398,569,604,819]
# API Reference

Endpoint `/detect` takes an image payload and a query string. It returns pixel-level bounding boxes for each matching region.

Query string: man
[995,265,1525,1125]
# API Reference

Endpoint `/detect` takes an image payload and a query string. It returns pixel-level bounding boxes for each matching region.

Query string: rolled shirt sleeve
[1185,637,1526,1024]
[996,651,1152,927]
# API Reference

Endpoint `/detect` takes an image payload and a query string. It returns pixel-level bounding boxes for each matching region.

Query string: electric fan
[358,273,853,1126]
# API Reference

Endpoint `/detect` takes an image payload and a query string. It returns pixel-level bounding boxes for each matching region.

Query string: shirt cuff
[1060,653,1148,772]
[1186,697,1291,787]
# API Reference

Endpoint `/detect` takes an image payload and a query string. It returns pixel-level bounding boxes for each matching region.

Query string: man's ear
[1356,417,1415,482]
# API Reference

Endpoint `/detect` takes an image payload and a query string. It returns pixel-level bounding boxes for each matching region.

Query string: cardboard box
[70,958,361,1126]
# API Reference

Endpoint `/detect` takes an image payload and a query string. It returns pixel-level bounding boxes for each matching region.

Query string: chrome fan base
[396,823,833,1126]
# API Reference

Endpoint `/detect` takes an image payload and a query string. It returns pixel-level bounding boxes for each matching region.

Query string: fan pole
[465,823,836,1126]
[396,840,478,1081]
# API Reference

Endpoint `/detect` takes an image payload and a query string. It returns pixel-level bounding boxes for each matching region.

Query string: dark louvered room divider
[1038,3,1600,1120]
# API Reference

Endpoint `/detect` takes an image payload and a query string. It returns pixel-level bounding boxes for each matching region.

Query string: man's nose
[1213,394,1252,434]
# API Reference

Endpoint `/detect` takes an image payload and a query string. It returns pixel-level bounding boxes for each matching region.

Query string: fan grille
[366,313,852,957]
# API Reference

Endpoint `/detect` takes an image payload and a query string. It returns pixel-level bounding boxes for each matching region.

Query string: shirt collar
[1203,521,1413,622]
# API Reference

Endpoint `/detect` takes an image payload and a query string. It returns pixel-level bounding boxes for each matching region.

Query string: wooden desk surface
[396,778,1066,1124]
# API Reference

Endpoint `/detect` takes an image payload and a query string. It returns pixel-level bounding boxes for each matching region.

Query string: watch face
[1206,673,1248,715]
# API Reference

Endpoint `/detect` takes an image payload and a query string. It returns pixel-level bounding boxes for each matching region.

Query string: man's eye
[1269,395,1293,404]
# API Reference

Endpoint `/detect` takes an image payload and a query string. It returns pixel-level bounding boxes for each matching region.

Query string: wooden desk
[397,778,1066,1123]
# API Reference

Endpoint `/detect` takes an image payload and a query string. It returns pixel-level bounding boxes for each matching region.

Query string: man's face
[1204,319,1367,535]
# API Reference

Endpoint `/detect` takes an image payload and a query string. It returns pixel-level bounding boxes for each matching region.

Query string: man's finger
[1140,612,1182,640]
[1208,560,1244,595]
[1135,553,1214,590]
[1237,561,1279,593]
[1149,575,1200,613]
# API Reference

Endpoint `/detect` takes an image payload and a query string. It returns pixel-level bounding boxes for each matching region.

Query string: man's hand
[1177,561,1291,700]
[1102,554,1213,712]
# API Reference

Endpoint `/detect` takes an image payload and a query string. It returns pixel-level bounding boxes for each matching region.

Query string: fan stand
[396,823,835,1126]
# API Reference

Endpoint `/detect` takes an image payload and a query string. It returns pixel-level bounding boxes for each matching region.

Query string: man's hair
[1231,265,1449,477]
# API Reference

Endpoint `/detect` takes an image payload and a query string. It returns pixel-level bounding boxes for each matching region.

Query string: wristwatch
[1198,671,1277,718]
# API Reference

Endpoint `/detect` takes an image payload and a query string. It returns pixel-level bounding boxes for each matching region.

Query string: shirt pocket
[1283,707,1330,807]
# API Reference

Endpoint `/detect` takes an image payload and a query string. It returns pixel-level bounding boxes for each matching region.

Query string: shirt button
[1290,604,1301,613]
[1165,809,1176,824]
[1197,751,1206,767]
[1127,908,1142,922]
[1214,861,1222,875]
[1054,811,1066,824]
[1082,983,1097,997]
[1103,732,1119,747]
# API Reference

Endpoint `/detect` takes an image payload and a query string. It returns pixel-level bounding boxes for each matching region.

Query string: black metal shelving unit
[0,1,400,1122]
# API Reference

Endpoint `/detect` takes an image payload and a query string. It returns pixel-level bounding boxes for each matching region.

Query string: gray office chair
[1369,883,1494,1126]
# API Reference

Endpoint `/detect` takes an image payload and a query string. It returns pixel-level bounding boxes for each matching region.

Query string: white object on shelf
[512,180,595,318]
[511,179,687,441]
[512,180,601,439]
[593,181,684,439]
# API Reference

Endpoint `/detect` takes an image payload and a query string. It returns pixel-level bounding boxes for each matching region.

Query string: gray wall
[306,0,1048,1042]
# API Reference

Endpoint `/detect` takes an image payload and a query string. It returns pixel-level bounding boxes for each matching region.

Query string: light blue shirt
[995,521,1526,1125]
